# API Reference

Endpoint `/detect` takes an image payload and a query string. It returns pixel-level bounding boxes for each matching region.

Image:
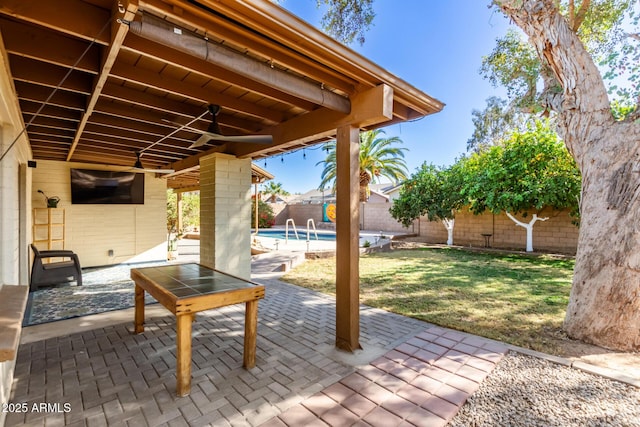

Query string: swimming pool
[254,229,337,241]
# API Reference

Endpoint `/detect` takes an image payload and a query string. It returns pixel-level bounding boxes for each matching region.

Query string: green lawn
[281,247,575,354]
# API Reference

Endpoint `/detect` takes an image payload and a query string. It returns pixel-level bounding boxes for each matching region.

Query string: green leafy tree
[317,129,408,199]
[390,161,468,245]
[464,120,581,252]
[166,190,200,233]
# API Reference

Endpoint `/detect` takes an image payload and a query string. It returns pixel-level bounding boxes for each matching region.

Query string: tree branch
[572,0,591,31]
[505,212,549,228]
[493,0,614,162]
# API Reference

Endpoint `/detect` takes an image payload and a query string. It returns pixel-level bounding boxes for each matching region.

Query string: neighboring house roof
[286,182,403,204]
[288,189,335,204]
[261,193,292,203]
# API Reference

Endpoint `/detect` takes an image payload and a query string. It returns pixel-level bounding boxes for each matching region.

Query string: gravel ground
[449,353,640,427]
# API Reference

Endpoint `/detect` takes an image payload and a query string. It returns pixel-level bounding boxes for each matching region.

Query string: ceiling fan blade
[190,134,212,148]
[189,132,272,148]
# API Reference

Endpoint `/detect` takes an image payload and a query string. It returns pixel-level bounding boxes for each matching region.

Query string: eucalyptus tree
[488,0,640,351]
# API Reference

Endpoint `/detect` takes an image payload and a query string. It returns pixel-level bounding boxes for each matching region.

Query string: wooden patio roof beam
[67,0,138,161]
[208,0,444,115]
[233,84,393,159]
[139,0,357,95]
[122,34,317,113]
[128,14,351,114]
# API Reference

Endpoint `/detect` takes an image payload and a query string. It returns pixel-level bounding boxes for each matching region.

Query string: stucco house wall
[32,160,168,268]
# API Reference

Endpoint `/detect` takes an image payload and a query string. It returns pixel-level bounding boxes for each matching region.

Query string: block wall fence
[271,203,579,254]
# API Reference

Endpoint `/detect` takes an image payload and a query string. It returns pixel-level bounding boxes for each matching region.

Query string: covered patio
[8,266,507,426]
[0,0,445,424]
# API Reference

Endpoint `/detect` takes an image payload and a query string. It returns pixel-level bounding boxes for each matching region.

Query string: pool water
[254,230,337,241]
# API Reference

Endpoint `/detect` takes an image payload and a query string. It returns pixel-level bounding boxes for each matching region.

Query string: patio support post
[199,153,252,279]
[176,192,183,233]
[335,124,361,352]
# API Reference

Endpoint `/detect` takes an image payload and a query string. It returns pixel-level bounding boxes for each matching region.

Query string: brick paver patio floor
[8,278,506,426]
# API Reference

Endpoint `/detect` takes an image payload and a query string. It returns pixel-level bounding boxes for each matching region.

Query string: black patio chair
[30,244,83,292]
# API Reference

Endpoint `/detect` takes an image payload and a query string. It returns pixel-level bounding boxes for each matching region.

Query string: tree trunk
[495,0,640,350]
[442,219,455,246]
[565,131,640,351]
[505,212,548,252]
[359,169,371,202]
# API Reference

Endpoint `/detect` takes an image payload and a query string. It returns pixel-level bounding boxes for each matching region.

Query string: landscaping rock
[449,353,640,427]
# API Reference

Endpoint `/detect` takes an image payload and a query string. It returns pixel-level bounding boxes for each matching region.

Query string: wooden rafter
[67,0,139,160]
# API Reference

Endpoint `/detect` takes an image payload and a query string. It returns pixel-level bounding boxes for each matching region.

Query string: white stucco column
[199,153,252,279]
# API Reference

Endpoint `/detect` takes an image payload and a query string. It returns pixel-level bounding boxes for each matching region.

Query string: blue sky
[262,1,511,194]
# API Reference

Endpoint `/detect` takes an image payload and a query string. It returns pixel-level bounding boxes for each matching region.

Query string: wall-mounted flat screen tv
[70,169,144,204]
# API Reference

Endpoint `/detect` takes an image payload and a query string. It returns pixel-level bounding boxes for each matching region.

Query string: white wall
[32,160,168,267]
[0,43,32,426]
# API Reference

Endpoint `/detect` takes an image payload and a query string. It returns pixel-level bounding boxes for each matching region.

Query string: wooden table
[131,263,265,397]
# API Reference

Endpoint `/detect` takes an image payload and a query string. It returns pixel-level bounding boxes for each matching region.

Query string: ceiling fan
[129,151,175,174]
[164,105,273,149]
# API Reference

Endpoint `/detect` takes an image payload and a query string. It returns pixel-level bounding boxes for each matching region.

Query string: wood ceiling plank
[73,144,181,162]
[0,0,110,44]
[15,81,86,111]
[83,123,160,144]
[88,112,194,142]
[27,116,77,131]
[29,135,75,144]
[20,101,81,123]
[0,18,100,74]
[101,83,205,118]
[9,56,93,95]
[109,62,284,124]
[93,101,184,129]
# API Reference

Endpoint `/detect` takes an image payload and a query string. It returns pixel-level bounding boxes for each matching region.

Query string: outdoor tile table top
[131,263,265,397]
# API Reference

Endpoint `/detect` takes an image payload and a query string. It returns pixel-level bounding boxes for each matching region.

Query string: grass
[281,247,575,354]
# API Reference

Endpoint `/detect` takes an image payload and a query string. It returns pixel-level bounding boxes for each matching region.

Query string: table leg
[244,300,258,369]
[176,313,193,397]
[134,284,145,333]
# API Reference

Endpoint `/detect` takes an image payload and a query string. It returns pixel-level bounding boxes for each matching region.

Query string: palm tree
[262,181,290,196]
[316,129,409,201]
